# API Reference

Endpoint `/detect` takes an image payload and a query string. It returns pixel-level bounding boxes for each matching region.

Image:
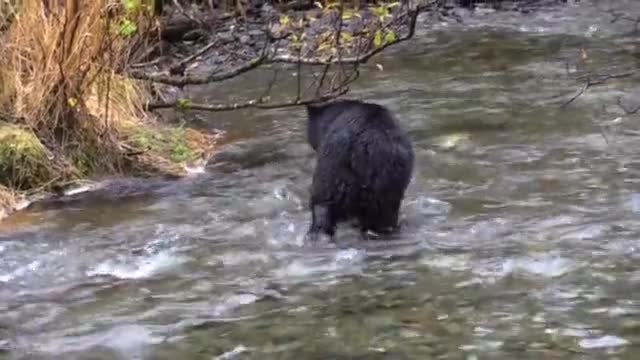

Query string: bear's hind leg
[357,197,402,239]
[306,204,336,243]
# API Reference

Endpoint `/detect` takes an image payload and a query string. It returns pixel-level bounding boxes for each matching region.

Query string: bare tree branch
[169,39,220,75]
[561,81,589,107]
[128,1,427,113]
[604,7,640,33]
[171,0,206,28]
[129,54,268,86]
[561,71,637,107]
[145,86,350,111]
[574,71,636,84]
[272,6,421,65]
[129,3,423,86]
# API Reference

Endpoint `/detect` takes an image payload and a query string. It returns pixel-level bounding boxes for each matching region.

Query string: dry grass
[2,0,127,178]
[0,0,218,220]
[0,0,153,160]
[0,0,208,188]
[0,0,19,31]
[0,185,16,217]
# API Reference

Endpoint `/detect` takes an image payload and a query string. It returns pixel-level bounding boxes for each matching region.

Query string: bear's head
[305,100,364,151]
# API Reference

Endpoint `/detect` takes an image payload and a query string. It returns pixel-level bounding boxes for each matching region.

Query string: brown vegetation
[0,0,221,217]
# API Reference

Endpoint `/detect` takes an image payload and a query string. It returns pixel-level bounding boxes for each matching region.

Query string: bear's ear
[305,103,321,118]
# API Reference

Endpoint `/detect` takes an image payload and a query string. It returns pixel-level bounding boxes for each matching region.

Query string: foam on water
[579,335,629,349]
[212,294,260,316]
[214,345,249,360]
[36,324,163,357]
[87,250,188,280]
[500,255,576,279]
[273,248,367,282]
[0,260,41,283]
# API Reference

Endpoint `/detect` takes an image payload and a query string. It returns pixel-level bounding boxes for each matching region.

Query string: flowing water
[3,1,640,359]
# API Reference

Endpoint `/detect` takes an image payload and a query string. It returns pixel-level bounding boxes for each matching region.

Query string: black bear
[304,99,414,242]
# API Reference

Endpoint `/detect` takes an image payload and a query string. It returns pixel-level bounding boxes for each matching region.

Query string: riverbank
[0,0,224,220]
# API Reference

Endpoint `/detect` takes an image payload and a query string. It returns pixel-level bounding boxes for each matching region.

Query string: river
[2,1,640,359]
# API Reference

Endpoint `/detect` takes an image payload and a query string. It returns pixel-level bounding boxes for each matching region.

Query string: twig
[605,7,640,33]
[315,61,333,97]
[334,0,346,83]
[562,71,637,107]
[169,39,220,74]
[128,5,423,87]
[561,81,589,107]
[171,0,206,28]
[260,68,280,101]
[575,71,636,83]
[0,111,23,124]
[129,57,162,69]
[145,67,359,112]
[129,41,163,69]
[145,86,350,111]
[128,54,268,86]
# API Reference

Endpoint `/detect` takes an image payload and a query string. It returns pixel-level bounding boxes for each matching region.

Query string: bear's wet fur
[305,99,414,242]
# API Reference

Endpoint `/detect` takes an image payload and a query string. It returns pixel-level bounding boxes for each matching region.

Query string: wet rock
[239,34,252,45]
[248,29,265,38]
[216,31,234,43]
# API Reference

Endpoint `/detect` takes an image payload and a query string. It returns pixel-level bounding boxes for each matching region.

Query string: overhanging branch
[128,3,424,87]
[128,55,268,86]
[145,86,350,111]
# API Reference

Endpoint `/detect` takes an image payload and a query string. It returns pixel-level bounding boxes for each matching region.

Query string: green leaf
[279,14,290,26]
[374,29,383,48]
[122,0,141,14]
[371,6,383,17]
[384,30,396,44]
[67,97,78,108]
[342,9,354,20]
[341,32,354,43]
[176,98,192,111]
[118,18,137,37]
